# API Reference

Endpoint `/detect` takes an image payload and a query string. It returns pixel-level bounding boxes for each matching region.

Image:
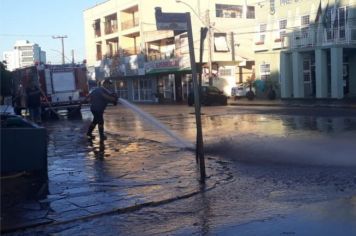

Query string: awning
[145,67,191,74]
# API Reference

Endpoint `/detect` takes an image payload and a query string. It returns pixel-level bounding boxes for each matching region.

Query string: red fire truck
[12,64,89,118]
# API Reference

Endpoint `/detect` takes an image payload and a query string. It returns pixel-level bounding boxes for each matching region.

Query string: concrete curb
[228,102,356,109]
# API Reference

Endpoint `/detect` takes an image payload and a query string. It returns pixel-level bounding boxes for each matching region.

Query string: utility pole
[155,7,206,183]
[71,49,75,64]
[205,10,213,85]
[52,35,67,64]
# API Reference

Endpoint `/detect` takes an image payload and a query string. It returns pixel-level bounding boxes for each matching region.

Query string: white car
[231,83,256,99]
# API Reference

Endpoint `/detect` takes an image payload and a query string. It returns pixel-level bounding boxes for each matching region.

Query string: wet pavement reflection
[2,104,356,235]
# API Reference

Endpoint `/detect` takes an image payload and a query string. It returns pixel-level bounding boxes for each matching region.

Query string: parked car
[231,83,256,100]
[188,85,228,106]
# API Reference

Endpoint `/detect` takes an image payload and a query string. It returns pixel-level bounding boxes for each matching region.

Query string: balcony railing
[121,47,140,56]
[290,25,356,49]
[105,23,118,35]
[121,17,139,30]
[147,51,175,61]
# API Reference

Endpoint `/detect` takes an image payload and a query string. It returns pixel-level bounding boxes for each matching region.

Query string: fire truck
[12,64,89,118]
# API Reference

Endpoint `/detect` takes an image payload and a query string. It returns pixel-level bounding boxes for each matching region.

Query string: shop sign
[145,58,180,73]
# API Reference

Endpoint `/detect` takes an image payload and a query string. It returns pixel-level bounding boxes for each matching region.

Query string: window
[301,15,310,39]
[246,6,255,19]
[280,0,292,5]
[21,51,33,57]
[301,15,310,26]
[216,4,243,18]
[260,24,267,32]
[260,63,270,80]
[279,19,287,29]
[96,43,102,61]
[133,79,152,101]
[338,7,347,39]
[21,57,34,62]
[93,19,101,37]
[214,33,229,52]
[256,24,267,44]
[116,80,128,99]
[279,19,287,40]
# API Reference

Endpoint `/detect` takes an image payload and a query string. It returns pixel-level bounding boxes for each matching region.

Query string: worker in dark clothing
[26,81,42,123]
[86,79,117,141]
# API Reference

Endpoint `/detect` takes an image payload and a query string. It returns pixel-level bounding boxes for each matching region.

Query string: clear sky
[0,0,104,64]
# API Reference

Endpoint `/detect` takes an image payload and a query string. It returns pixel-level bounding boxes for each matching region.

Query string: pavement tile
[1,109,231,233]
[50,199,79,213]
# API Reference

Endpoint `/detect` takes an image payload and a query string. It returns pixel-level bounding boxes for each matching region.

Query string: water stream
[118,98,194,149]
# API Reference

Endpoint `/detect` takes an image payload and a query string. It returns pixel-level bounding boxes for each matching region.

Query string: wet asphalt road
[3,104,356,235]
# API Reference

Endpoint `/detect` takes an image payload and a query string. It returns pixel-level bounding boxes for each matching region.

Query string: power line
[0,34,53,37]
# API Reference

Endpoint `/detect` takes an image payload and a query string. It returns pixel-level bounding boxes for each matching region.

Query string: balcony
[291,29,315,49]
[147,51,175,61]
[323,26,356,45]
[121,17,139,31]
[289,25,356,49]
[121,47,140,57]
[104,23,118,35]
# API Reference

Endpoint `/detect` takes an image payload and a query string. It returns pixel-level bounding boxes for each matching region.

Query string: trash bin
[1,114,47,179]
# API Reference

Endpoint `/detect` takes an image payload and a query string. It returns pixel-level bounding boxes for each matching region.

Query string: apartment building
[2,40,46,71]
[83,0,256,102]
[254,0,356,99]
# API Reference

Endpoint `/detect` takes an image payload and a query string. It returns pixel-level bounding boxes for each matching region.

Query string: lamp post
[52,35,67,64]
[175,0,213,85]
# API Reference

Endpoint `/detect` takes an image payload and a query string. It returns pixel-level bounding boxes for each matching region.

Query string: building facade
[83,0,256,102]
[254,0,356,99]
[2,40,46,71]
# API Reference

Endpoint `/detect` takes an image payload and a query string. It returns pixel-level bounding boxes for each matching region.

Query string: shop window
[116,80,128,99]
[133,79,152,101]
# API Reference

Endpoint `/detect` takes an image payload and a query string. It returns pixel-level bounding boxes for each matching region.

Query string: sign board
[155,7,187,31]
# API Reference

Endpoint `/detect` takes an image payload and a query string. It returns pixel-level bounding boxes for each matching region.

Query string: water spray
[118,98,194,149]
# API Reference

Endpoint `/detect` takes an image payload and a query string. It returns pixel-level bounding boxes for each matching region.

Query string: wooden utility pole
[52,35,68,64]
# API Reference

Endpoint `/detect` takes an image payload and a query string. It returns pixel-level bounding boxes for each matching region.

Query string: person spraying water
[86,79,117,142]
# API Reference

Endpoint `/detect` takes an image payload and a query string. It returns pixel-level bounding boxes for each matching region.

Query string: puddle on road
[201,114,356,168]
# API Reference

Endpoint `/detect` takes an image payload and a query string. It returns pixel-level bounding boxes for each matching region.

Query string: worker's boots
[86,124,96,139]
[98,125,107,141]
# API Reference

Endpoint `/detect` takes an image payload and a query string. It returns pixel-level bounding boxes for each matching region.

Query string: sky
[0,0,104,64]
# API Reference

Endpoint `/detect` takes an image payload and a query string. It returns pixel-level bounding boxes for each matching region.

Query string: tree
[0,61,13,104]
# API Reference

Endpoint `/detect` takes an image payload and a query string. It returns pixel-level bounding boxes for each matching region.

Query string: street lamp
[175,0,213,85]
[52,35,68,64]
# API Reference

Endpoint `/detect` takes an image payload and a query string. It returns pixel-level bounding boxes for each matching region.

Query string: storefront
[145,57,191,103]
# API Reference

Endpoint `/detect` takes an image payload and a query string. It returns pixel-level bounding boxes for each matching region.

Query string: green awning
[145,67,191,74]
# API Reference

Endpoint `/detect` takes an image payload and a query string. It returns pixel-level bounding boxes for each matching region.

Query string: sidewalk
[0,118,229,234]
[229,97,356,108]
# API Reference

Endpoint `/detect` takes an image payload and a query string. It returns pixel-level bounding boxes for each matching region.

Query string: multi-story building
[254,0,356,99]
[2,40,46,71]
[83,0,256,102]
